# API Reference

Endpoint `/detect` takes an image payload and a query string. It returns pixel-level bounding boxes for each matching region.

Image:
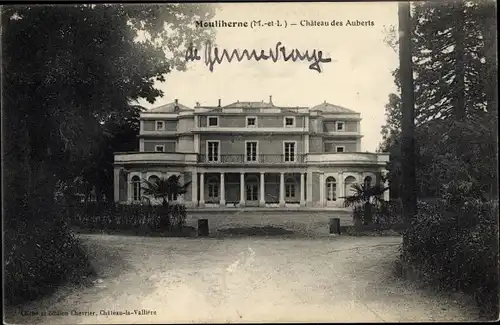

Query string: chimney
[196,102,200,107]
[174,98,179,112]
[269,95,273,105]
[218,98,221,107]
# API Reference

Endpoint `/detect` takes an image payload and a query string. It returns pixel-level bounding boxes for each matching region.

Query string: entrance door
[246,184,258,201]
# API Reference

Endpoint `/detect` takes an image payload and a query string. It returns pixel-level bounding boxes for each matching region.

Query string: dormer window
[336,146,345,153]
[284,117,295,127]
[336,121,344,131]
[208,116,219,127]
[246,116,257,127]
[155,145,165,152]
[156,121,164,130]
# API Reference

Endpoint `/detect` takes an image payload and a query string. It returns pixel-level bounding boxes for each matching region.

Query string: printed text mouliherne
[185,41,333,73]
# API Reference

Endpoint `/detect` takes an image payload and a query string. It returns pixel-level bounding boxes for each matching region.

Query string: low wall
[185,209,353,236]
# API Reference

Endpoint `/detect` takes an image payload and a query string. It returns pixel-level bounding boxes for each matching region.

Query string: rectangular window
[284,117,295,127]
[336,121,344,131]
[207,141,219,162]
[208,184,219,199]
[155,145,165,152]
[285,184,295,198]
[284,142,296,162]
[246,116,257,127]
[208,116,219,127]
[156,121,164,130]
[246,141,258,162]
[336,146,345,153]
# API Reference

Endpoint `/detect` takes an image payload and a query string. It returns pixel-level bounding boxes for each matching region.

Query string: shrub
[62,202,187,232]
[4,215,95,306]
[374,200,403,226]
[351,200,403,229]
[402,195,499,318]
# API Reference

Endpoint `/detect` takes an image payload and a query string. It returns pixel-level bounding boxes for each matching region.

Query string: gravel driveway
[5,234,480,324]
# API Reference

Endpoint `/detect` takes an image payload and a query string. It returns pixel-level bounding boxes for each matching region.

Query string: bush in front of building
[63,202,187,233]
[4,215,95,306]
[401,182,499,319]
[350,199,403,230]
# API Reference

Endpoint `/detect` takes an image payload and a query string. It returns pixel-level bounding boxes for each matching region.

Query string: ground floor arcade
[115,167,389,208]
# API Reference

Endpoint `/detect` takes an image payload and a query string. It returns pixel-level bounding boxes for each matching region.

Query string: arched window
[246,175,258,201]
[207,177,219,200]
[344,176,357,196]
[364,176,372,188]
[285,178,296,199]
[131,175,141,201]
[326,176,337,201]
[148,175,160,185]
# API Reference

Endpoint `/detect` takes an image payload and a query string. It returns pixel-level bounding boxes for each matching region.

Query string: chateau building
[113,97,389,208]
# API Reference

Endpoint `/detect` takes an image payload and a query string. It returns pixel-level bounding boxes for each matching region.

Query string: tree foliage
[379,0,497,199]
[3,3,215,216]
[2,3,216,304]
[342,183,388,208]
[142,175,192,205]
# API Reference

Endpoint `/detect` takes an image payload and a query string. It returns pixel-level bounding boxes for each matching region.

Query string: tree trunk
[398,1,418,250]
[162,197,170,230]
[364,202,373,225]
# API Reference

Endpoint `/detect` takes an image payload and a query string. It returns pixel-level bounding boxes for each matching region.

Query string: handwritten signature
[185,41,332,73]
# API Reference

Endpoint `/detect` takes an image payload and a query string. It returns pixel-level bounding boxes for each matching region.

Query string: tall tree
[3,4,215,221]
[398,1,417,241]
[2,4,216,303]
[381,0,497,199]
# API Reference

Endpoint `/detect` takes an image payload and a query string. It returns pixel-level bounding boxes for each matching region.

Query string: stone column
[338,172,344,208]
[319,173,325,207]
[279,172,285,207]
[382,170,390,201]
[114,168,120,202]
[177,173,185,204]
[239,172,245,207]
[199,172,205,207]
[220,172,226,207]
[191,171,198,207]
[306,170,313,206]
[141,172,146,202]
[127,173,132,203]
[259,172,265,207]
[300,173,305,206]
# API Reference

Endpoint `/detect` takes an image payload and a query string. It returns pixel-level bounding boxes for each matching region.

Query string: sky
[138,2,399,152]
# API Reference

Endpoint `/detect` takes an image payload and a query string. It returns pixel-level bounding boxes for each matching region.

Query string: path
[5,234,480,324]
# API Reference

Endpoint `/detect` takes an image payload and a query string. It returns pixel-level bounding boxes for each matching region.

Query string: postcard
[3,1,498,324]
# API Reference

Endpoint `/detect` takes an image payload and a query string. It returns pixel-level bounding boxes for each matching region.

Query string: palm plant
[342,183,388,227]
[141,175,191,206]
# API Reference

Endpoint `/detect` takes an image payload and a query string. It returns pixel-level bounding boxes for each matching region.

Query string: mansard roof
[310,101,358,114]
[148,101,193,113]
